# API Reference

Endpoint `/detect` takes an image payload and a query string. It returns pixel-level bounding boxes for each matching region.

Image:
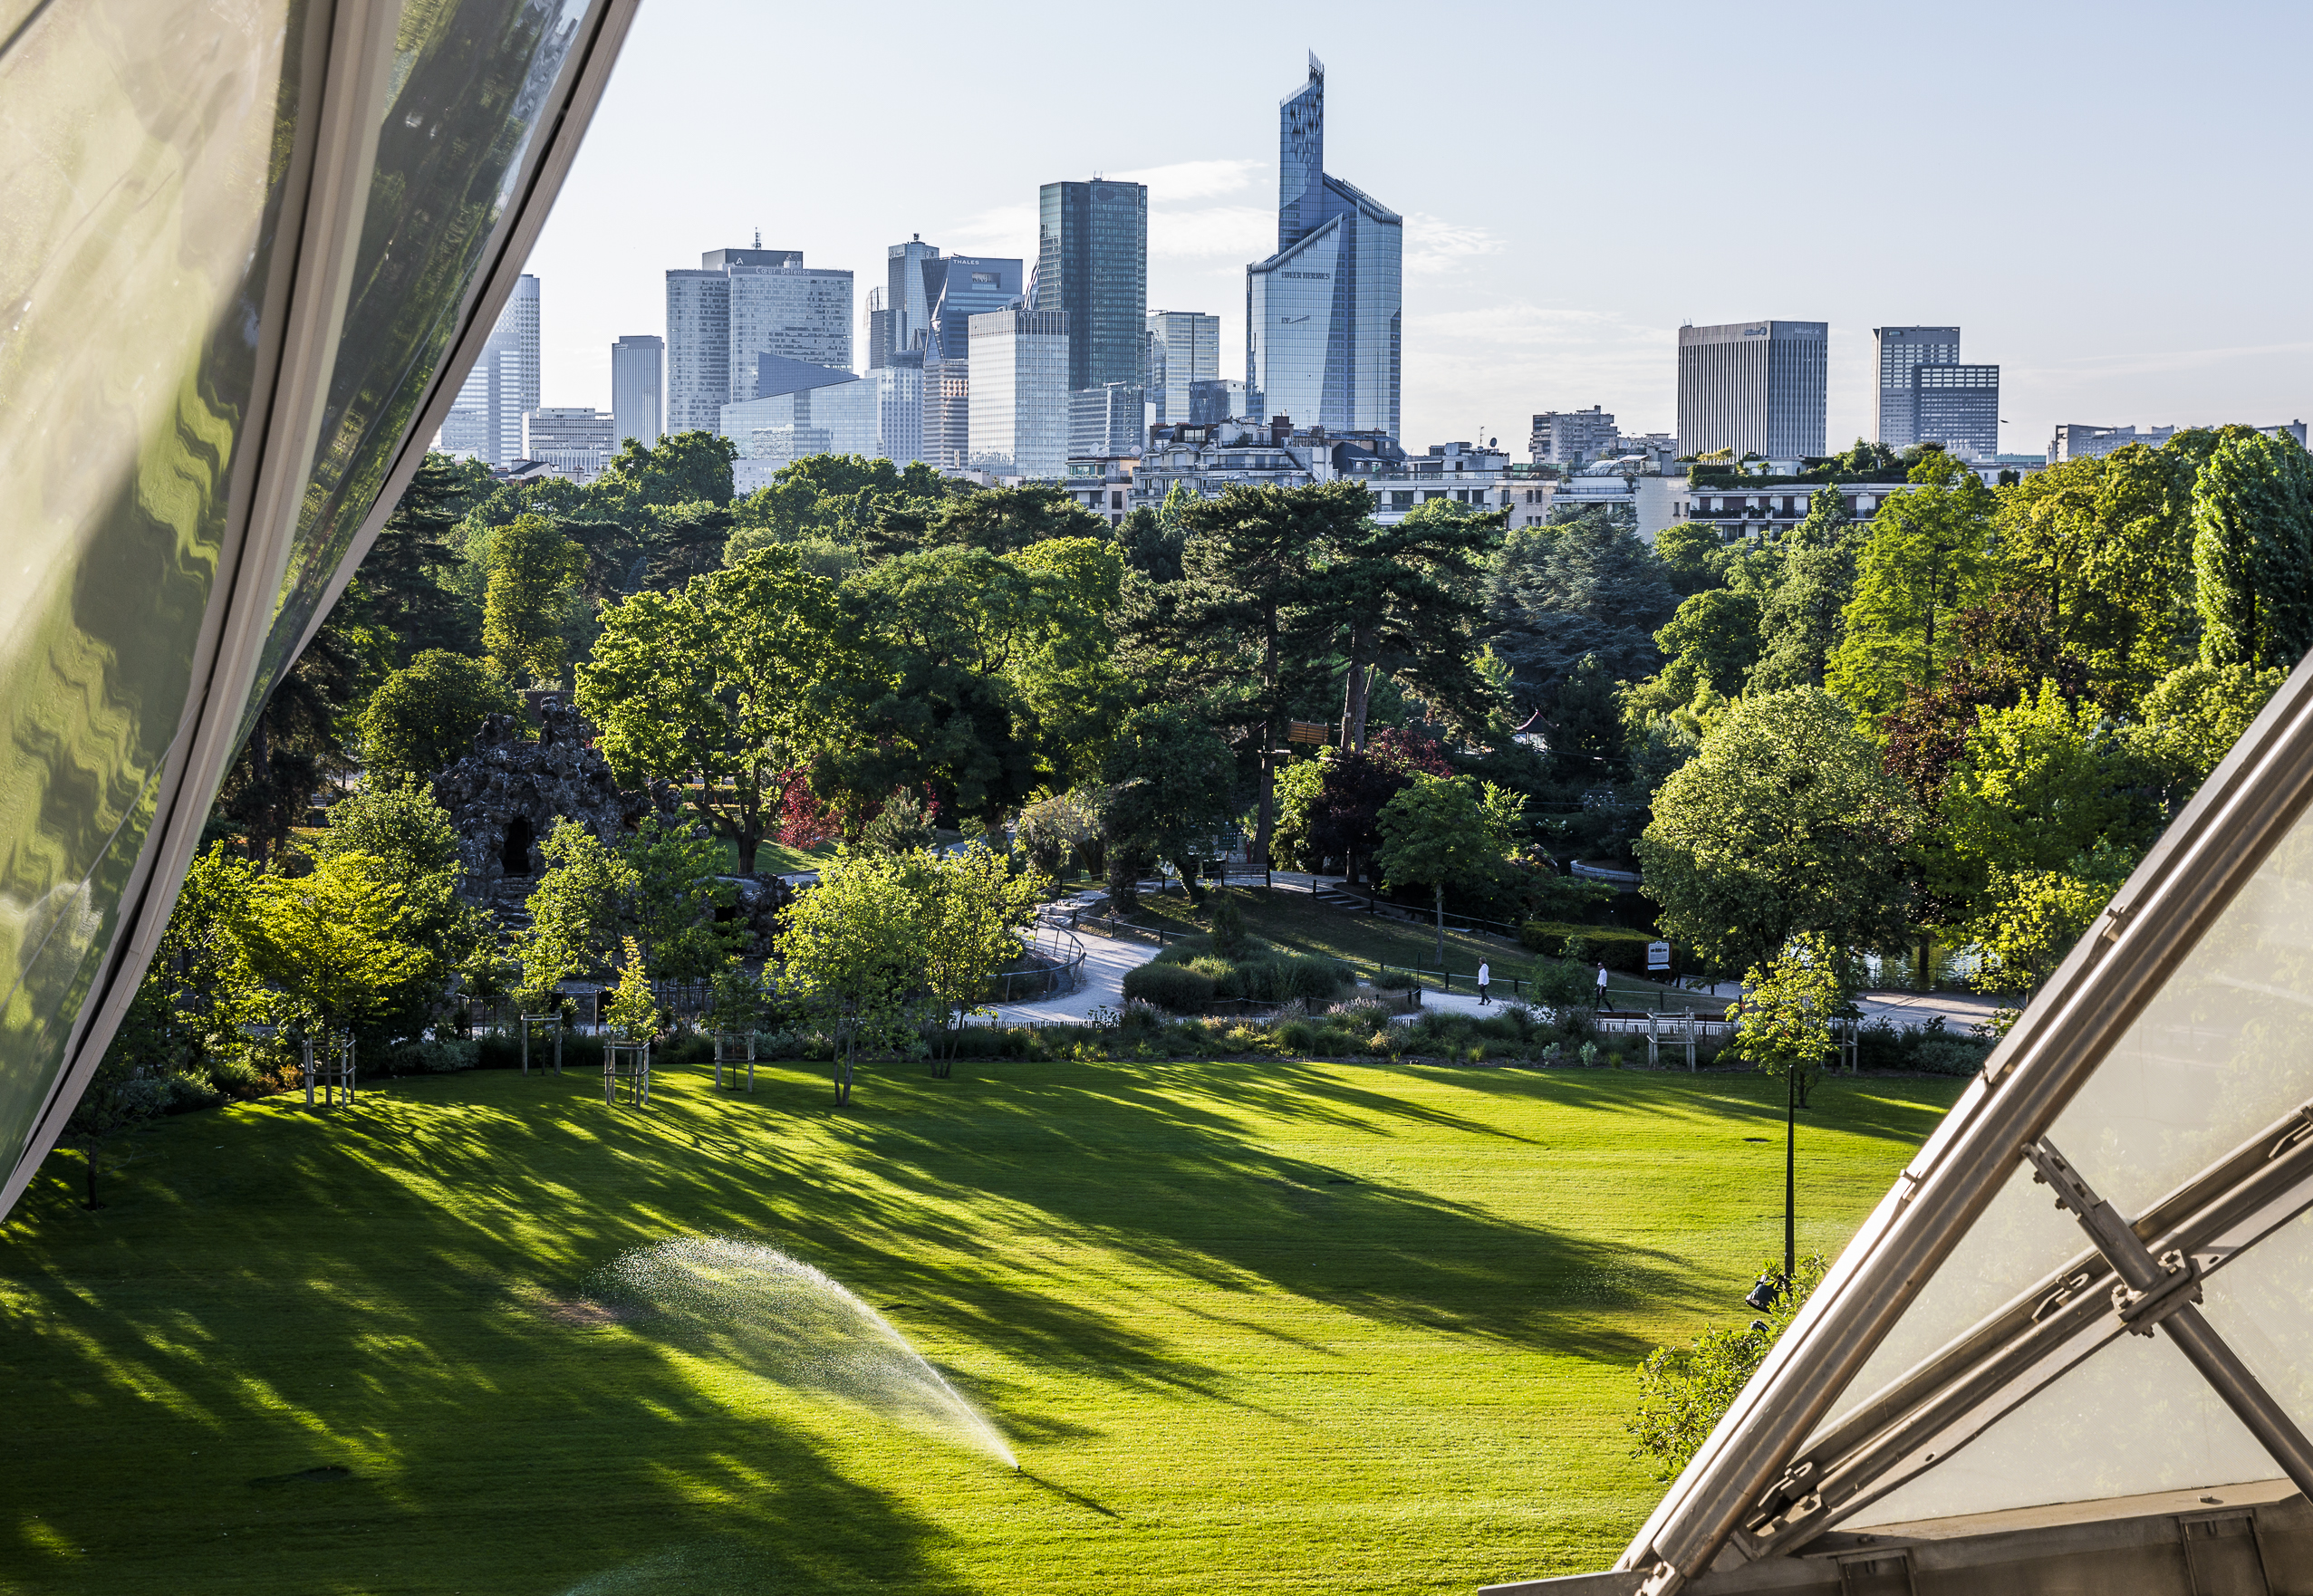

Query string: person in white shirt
[1595,961,1610,1010]
[1477,961,1491,1005]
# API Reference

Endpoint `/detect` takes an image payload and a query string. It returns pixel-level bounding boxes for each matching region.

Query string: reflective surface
[243,0,588,731]
[0,0,304,1177]
[1,0,617,1206]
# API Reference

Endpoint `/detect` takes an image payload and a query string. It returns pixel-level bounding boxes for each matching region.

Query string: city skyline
[522,2,2313,457]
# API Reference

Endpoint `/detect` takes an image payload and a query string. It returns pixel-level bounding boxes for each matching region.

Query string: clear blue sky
[524,0,2312,457]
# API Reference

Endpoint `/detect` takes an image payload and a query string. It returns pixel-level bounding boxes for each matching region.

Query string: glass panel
[0,0,303,1170]
[239,0,589,732]
[1844,1324,2278,1527]
[2198,1207,2313,1428]
[1812,803,2313,1450]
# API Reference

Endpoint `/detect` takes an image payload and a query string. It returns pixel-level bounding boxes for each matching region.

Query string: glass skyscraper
[1035,180,1147,392]
[439,273,539,466]
[1246,55,1402,438]
[968,307,1069,478]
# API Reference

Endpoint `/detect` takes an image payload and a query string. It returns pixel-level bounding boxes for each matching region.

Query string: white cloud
[1109,159,1264,200]
[940,201,1037,261]
[1405,213,1505,276]
[1150,204,1275,261]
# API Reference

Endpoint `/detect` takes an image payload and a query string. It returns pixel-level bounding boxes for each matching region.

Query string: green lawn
[1128,886,1711,1009]
[0,1056,1960,1595]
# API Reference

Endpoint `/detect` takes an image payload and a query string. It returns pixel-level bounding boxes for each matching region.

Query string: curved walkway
[969,892,1161,1024]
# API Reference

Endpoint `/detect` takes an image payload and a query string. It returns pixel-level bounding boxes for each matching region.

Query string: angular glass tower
[1246,54,1402,438]
[1510,662,2313,1591]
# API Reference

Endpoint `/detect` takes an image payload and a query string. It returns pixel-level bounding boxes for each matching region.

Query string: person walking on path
[1595,962,1610,1010]
[1477,961,1491,1005]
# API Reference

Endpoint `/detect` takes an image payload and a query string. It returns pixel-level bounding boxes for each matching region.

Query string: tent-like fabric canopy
[0,0,639,1216]
[1491,657,2313,1594]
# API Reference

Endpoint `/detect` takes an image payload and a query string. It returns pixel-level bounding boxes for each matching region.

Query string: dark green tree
[358,650,519,779]
[1098,705,1238,911]
[1637,687,1917,976]
[2192,430,2313,669]
[1485,505,1676,719]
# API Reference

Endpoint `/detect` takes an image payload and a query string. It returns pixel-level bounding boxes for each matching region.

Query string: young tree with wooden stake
[911,843,1048,1077]
[775,850,930,1107]
[1724,932,1846,1286]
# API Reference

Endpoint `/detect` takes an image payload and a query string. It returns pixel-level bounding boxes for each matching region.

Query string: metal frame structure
[1494,656,2313,1592]
[715,1032,757,1093]
[521,1015,565,1077]
[1,0,641,1216]
[603,1040,651,1108]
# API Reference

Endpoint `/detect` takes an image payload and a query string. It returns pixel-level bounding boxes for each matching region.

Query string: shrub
[1274,1018,1317,1053]
[1208,899,1254,960]
[378,1040,478,1074]
[1370,967,1423,993]
[1853,1014,1992,1075]
[655,1034,714,1068]
[1123,961,1217,1011]
[1326,996,1393,1031]
[1629,1254,1827,1476]
[1119,999,1163,1035]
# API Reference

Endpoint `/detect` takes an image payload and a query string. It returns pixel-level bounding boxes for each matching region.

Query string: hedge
[1123,962,1218,1011]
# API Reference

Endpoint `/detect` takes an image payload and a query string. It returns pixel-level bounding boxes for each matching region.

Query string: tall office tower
[1675,320,1827,459]
[1246,55,1402,437]
[1874,325,1961,447]
[665,246,837,432]
[863,289,889,371]
[878,350,926,466]
[887,235,945,362]
[968,307,1068,477]
[927,255,1023,362]
[666,266,730,434]
[1148,310,1219,425]
[1529,406,1619,466]
[1070,383,1145,457]
[439,273,540,465]
[610,334,664,446]
[1034,180,1147,391]
[728,264,851,398]
[1913,363,2000,459]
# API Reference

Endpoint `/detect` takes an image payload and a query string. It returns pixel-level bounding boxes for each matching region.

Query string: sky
[524,0,2313,459]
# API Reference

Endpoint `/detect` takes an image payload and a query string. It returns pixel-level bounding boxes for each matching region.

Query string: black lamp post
[1741,1061,1800,1315]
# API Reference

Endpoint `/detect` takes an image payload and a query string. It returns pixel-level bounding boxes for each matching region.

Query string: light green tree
[911,843,1050,1074]
[231,852,436,1045]
[621,816,742,981]
[1825,457,2000,719]
[482,514,586,687]
[775,848,931,1106]
[1374,774,1514,969]
[579,545,839,874]
[1749,486,1861,694]
[1637,687,1916,978]
[513,820,633,1010]
[1938,680,2134,912]
[358,649,519,779]
[604,937,660,1042]
[2129,660,2287,812]
[1965,843,2135,999]
[1725,932,1846,1109]
[1627,1253,1828,1477]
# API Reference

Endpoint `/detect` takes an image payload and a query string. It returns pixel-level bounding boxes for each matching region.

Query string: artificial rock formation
[427,697,677,903]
